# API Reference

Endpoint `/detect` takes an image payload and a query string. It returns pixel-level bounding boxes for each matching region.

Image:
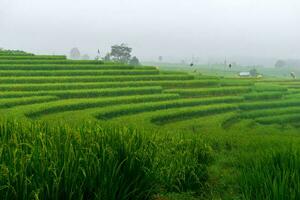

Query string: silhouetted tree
[250,68,258,77]
[290,72,296,79]
[275,60,286,68]
[103,53,111,61]
[70,48,81,60]
[129,56,140,66]
[158,56,163,62]
[110,43,132,63]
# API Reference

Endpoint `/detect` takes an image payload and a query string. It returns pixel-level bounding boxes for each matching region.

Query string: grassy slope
[1,54,300,199]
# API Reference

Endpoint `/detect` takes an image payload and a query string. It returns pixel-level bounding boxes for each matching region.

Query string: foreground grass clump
[0,120,212,200]
[239,149,300,200]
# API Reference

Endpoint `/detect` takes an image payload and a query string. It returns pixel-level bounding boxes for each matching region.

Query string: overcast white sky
[1,0,300,63]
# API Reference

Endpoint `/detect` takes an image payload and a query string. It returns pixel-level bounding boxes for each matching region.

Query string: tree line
[70,44,140,66]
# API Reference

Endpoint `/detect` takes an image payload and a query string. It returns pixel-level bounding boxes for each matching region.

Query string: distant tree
[103,53,111,61]
[0,48,31,55]
[250,68,258,77]
[158,56,163,62]
[94,49,101,60]
[81,54,90,60]
[275,60,286,68]
[290,72,296,79]
[129,56,140,66]
[110,43,132,63]
[70,48,81,60]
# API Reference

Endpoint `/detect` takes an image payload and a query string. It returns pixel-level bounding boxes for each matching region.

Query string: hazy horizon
[1,0,300,64]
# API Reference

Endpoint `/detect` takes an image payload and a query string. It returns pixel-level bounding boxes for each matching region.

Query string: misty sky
[1,0,300,63]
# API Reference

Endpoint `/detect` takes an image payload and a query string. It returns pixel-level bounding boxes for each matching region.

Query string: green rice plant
[284,91,300,99]
[133,66,158,70]
[0,96,58,108]
[0,82,158,91]
[243,91,285,101]
[276,80,300,86]
[0,120,156,199]
[220,80,253,87]
[239,99,300,111]
[0,80,221,92]
[195,75,219,80]
[0,120,212,199]
[0,86,163,99]
[159,80,220,88]
[0,64,135,70]
[257,79,298,83]
[238,148,300,200]
[0,60,104,65]
[152,136,212,192]
[0,69,159,76]
[0,75,194,84]
[239,107,300,119]
[253,84,288,92]
[0,64,157,71]
[165,87,251,97]
[277,84,300,88]
[0,55,67,60]
[151,104,237,125]
[26,94,179,118]
[256,113,300,125]
[96,96,243,120]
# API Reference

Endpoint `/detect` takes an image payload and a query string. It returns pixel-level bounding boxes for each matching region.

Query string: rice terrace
[0,48,299,200]
[1,0,300,199]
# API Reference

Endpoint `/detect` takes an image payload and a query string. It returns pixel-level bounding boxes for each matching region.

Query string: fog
[1,0,300,65]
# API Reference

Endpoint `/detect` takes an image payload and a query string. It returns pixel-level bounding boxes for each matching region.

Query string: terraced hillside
[1,51,300,132]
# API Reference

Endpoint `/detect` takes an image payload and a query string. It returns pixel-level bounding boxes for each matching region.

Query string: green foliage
[0,121,156,199]
[239,106,300,119]
[0,120,212,200]
[0,86,163,99]
[153,137,212,192]
[0,55,66,60]
[0,96,58,108]
[0,60,104,64]
[0,74,194,84]
[0,80,225,92]
[151,104,237,125]
[253,84,288,92]
[110,44,132,63]
[243,91,284,100]
[1,49,300,199]
[129,56,140,66]
[26,94,179,118]
[165,87,252,97]
[256,113,300,125]
[0,69,159,77]
[239,148,300,200]
[0,49,33,56]
[96,96,242,120]
[239,99,300,110]
[0,64,135,70]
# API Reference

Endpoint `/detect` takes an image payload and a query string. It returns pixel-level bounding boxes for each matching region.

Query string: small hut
[238,72,251,77]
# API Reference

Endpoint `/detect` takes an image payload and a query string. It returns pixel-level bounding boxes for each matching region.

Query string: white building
[238,72,251,77]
